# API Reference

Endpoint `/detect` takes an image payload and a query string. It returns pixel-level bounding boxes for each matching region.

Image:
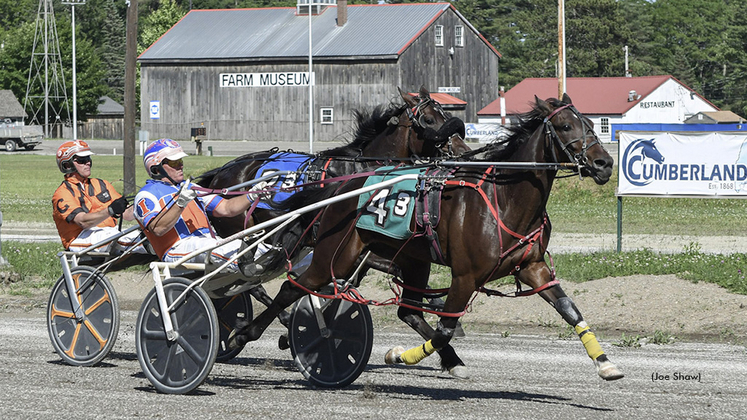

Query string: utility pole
[62,0,86,140]
[558,0,566,99]
[123,0,138,196]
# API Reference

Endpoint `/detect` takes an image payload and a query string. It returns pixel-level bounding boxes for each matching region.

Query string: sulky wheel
[212,291,253,362]
[47,266,120,367]
[135,277,219,394]
[289,287,374,388]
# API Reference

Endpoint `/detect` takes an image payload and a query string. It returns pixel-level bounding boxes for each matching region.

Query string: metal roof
[96,96,124,116]
[478,76,716,116]
[139,3,490,62]
[0,90,26,118]
[684,110,745,123]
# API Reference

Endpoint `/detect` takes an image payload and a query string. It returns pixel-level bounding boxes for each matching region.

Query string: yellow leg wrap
[399,340,437,365]
[575,324,605,360]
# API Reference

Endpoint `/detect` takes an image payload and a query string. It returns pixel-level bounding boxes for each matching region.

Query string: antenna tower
[24,0,70,138]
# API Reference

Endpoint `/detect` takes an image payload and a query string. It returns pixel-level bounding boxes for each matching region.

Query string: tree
[99,0,126,103]
[648,0,732,104]
[139,0,187,54]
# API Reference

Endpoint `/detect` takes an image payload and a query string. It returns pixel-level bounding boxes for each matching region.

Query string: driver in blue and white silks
[134,139,270,275]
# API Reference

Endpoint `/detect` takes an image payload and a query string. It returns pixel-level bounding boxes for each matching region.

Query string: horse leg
[248,284,292,350]
[391,261,467,378]
[229,210,365,350]
[385,274,474,375]
[520,262,624,381]
[228,280,309,349]
[248,285,291,327]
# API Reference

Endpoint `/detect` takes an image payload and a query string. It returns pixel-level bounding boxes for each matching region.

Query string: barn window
[455,25,464,47]
[600,117,609,134]
[435,25,444,47]
[321,107,334,124]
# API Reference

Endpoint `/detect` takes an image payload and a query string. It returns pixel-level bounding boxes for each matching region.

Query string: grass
[0,154,233,224]
[552,246,747,294]
[547,170,747,236]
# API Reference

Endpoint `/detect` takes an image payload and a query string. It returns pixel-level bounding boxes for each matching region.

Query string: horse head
[535,93,613,185]
[397,86,470,157]
[633,139,665,164]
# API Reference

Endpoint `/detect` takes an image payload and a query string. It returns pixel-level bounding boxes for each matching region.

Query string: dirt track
[57,270,747,345]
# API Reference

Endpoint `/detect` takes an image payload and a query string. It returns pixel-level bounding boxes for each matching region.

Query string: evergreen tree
[99,0,126,103]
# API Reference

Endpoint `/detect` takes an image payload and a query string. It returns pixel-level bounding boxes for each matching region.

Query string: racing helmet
[56,140,94,174]
[143,138,188,179]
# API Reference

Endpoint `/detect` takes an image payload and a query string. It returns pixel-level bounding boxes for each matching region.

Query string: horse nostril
[595,157,613,169]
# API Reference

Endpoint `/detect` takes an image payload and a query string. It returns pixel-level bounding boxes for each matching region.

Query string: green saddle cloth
[355,167,423,240]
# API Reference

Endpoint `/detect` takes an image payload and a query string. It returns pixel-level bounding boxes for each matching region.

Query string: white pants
[163,235,270,271]
[68,227,149,254]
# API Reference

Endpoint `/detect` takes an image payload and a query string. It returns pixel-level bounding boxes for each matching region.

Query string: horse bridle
[405,97,464,156]
[543,104,601,170]
[406,97,448,128]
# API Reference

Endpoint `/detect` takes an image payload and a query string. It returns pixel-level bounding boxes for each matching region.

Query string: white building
[476,75,719,143]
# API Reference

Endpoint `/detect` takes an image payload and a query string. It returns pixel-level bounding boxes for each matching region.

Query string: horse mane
[194,153,257,187]
[318,103,407,157]
[482,97,566,161]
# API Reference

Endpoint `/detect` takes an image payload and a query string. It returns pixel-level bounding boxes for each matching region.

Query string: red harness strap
[443,167,557,296]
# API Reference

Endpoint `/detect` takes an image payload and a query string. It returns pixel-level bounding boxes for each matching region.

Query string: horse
[195,86,470,350]
[197,85,469,243]
[227,93,624,383]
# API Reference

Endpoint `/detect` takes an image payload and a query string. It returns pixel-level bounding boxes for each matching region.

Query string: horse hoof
[596,359,625,381]
[448,365,470,380]
[385,346,405,365]
[227,329,243,350]
[227,317,251,350]
[278,333,290,350]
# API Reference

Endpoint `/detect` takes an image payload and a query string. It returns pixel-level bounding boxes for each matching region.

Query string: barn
[78,96,125,140]
[477,76,720,143]
[138,1,500,147]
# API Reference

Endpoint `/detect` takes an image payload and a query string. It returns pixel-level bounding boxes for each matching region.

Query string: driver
[133,139,269,274]
[52,140,143,253]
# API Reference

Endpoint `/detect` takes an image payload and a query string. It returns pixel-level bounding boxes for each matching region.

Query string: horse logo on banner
[621,138,666,187]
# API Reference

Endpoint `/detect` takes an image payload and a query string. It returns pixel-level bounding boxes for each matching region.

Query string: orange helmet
[56,140,94,174]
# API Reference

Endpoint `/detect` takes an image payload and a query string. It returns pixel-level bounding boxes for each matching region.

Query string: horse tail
[270,185,338,212]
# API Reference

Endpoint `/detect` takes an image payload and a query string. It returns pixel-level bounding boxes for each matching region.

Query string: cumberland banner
[618,131,747,197]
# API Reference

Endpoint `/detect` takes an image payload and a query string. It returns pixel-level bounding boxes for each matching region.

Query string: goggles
[164,158,183,169]
[73,155,92,165]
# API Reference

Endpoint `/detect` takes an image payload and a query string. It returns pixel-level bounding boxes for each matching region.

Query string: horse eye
[561,124,572,131]
[425,117,436,125]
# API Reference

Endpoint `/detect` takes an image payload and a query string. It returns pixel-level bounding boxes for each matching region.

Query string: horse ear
[400,87,418,107]
[419,85,431,100]
[534,95,553,115]
[562,92,573,104]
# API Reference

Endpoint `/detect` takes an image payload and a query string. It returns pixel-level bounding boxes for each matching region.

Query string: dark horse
[196,86,469,285]
[196,86,470,352]
[228,93,624,382]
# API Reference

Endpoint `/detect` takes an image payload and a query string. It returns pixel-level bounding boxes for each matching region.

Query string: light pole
[62,0,86,140]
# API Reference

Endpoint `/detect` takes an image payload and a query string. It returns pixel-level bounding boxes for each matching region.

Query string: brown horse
[228,93,624,383]
[195,85,469,276]
[196,86,470,355]
[197,85,468,237]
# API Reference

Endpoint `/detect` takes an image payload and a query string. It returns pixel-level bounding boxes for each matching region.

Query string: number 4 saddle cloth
[355,166,452,242]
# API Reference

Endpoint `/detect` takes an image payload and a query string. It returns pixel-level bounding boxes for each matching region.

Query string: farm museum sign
[220,72,315,87]
[618,131,747,197]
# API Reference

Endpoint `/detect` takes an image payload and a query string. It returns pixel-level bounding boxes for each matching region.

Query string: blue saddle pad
[355,167,423,240]
[255,153,312,208]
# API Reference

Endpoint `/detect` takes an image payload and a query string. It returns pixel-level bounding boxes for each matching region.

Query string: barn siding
[139,8,499,144]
